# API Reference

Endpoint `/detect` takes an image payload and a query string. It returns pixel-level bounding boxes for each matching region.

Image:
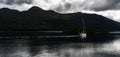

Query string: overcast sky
[0,0,120,22]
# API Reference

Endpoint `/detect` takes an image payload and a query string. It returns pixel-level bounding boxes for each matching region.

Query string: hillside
[0,6,120,32]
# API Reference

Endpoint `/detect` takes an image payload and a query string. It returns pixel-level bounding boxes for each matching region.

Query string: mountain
[0,6,120,32]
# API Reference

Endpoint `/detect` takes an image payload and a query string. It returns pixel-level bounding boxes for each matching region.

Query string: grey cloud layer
[0,0,120,11]
[52,0,120,12]
[0,0,33,5]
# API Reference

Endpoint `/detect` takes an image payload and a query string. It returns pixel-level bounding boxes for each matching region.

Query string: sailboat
[80,18,87,39]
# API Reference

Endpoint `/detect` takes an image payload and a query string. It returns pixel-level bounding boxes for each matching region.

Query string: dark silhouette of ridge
[22,6,58,15]
[0,6,120,31]
[0,8,19,15]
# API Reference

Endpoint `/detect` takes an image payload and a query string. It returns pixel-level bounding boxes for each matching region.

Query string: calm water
[0,32,120,57]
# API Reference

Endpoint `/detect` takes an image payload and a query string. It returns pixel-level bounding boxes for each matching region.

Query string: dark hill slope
[0,6,120,31]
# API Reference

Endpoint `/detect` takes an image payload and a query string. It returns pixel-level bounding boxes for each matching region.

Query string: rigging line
[82,18,86,33]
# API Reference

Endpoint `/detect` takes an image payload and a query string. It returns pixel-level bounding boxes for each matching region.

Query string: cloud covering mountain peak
[0,0,120,22]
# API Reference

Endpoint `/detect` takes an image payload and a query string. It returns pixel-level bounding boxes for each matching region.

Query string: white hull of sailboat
[80,33,87,39]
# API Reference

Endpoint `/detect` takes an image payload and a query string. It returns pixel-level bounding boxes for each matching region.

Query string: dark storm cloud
[50,0,120,12]
[0,0,33,5]
[65,3,71,9]
[0,0,120,11]
[55,3,71,12]
[91,0,120,11]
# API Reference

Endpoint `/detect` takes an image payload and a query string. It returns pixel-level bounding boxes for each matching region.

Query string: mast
[80,16,87,38]
[82,18,86,33]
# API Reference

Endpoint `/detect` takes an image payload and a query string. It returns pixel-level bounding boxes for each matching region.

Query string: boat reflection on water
[0,31,120,57]
[0,38,120,57]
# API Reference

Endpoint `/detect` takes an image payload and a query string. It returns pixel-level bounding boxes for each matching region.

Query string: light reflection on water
[0,35,120,57]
